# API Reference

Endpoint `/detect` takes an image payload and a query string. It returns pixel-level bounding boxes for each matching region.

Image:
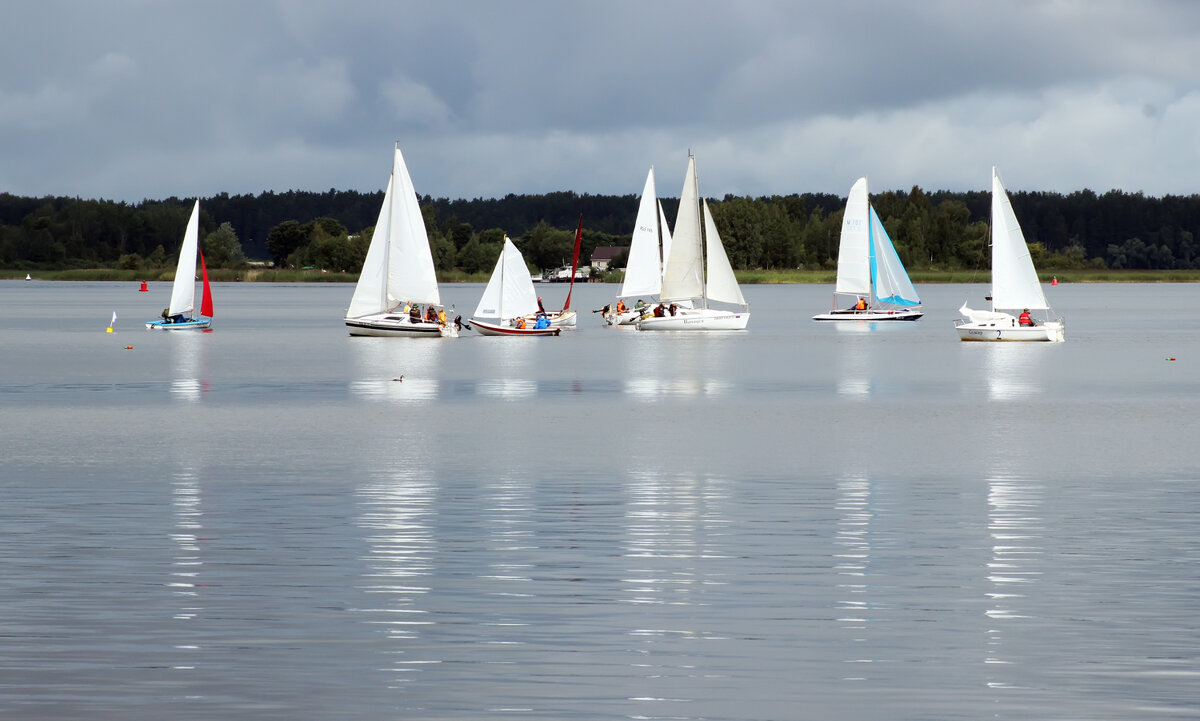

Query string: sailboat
[813,177,922,321]
[637,155,749,331]
[345,143,453,338]
[605,167,673,326]
[522,215,581,328]
[955,167,1065,342]
[470,236,561,336]
[145,200,213,330]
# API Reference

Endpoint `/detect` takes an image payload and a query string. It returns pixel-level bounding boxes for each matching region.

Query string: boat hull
[469,319,561,336]
[637,308,749,331]
[604,309,647,326]
[955,320,1065,342]
[813,308,923,321]
[523,309,577,328]
[145,318,211,330]
[346,314,444,337]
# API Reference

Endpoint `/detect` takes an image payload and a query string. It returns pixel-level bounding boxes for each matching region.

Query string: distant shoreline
[5,268,1200,284]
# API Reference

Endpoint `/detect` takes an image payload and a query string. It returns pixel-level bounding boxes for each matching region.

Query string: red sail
[199,249,214,318]
[563,214,583,310]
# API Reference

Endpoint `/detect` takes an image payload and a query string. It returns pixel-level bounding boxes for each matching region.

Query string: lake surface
[1,279,1198,720]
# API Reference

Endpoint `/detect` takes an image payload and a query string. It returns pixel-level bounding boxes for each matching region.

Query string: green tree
[202,222,246,268]
[266,220,307,267]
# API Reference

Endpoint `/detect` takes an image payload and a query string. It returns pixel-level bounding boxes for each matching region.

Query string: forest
[2,183,1199,276]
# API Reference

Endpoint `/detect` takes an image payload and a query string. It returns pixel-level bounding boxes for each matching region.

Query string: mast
[693,152,708,309]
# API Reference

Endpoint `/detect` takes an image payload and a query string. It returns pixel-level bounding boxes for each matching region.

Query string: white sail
[702,199,746,306]
[657,200,673,281]
[346,145,440,320]
[619,167,663,299]
[869,206,920,306]
[347,176,393,318]
[168,200,200,317]
[990,168,1048,311]
[661,156,705,301]
[834,177,871,296]
[474,237,539,320]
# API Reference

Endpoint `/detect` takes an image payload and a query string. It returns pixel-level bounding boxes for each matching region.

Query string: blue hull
[146,318,211,330]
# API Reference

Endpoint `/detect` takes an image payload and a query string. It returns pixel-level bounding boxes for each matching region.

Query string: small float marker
[125,346,133,350]
[1167,357,1176,361]
[106,311,117,333]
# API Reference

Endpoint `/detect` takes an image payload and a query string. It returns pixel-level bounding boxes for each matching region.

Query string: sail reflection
[622,377,731,399]
[620,468,729,627]
[476,379,537,399]
[168,331,209,402]
[169,468,204,669]
[347,336,444,404]
[985,477,1044,684]
[620,334,736,400]
[982,344,1045,401]
[834,332,872,398]
[357,470,438,683]
[833,474,885,679]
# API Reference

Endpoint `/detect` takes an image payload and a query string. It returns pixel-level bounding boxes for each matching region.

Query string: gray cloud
[1,0,1198,203]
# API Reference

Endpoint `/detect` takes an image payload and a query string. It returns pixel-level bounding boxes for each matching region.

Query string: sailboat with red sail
[145,200,214,330]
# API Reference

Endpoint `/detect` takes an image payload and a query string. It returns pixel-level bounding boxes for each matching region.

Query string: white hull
[637,308,749,331]
[524,309,577,328]
[469,318,561,336]
[604,309,646,326]
[813,308,923,321]
[346,314,444,337]
[955,319,1065,342]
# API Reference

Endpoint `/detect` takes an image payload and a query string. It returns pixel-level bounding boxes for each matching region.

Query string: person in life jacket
[854,297,867,311]
[616,300,627,314]
[534,314,550,329]
[513,316,526,329]
[1018,308,1034,326]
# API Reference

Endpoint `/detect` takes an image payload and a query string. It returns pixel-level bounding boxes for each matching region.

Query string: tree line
[2,185,1199,274]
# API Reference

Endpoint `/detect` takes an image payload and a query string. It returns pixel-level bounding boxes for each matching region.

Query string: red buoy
[138,280,148,292]
[1051,276,1058,286]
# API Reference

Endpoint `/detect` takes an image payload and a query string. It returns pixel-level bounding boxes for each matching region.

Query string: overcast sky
[3,1,1198,203]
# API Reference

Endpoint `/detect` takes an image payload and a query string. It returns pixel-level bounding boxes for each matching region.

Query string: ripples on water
[1,281,1198,719]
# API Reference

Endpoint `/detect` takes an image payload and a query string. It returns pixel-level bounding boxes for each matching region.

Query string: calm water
[1,279,1198,720]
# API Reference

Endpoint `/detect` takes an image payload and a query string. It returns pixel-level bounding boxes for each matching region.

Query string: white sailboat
[813,177,922,321]
[345,143,455,337]
[605,167,672,326]
[955,167,1065,342]
[145,200,213,330]
[469,236,561,336]
[637,155,749,331]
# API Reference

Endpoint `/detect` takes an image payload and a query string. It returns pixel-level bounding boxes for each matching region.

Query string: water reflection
[357,469,438,684]
[981,344,1046,401]
[833,474,885,679]
[834,334,872,398]
[348,336,444,403]
[985,477,1044,686]
[168,331,210,402]
[620,468,731,714]
[168,468,204,670]
[621,334,735,400]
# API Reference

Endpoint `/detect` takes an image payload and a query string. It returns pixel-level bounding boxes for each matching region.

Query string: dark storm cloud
[1,1,1198,202]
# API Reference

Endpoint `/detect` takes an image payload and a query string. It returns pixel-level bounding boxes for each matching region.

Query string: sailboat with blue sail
[813,177,922,321]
